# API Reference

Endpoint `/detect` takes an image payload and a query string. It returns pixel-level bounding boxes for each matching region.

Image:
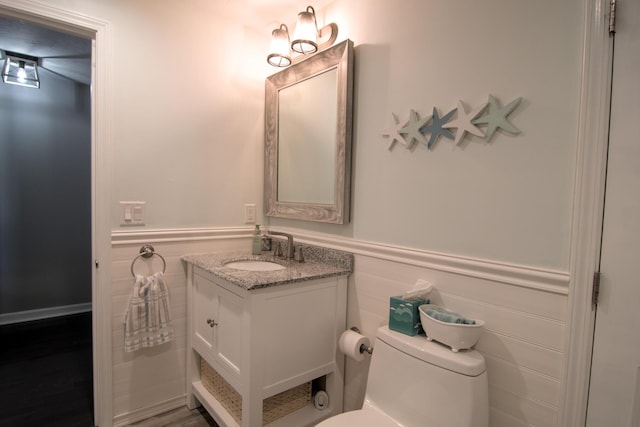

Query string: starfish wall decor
[381,95,523,152]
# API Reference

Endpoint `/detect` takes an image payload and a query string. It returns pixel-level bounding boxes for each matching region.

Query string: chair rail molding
[134,226,570,294]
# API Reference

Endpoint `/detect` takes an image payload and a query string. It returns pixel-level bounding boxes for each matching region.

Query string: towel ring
[130,244,166,278]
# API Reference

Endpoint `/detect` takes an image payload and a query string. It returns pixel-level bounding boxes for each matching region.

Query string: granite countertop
[182,245,353,290]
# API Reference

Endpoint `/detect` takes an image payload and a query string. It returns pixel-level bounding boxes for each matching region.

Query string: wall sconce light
[267,5,338,67]
[267,24,292,67]
[2,51,40,89]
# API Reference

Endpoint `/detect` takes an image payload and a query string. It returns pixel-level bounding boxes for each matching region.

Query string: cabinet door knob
[206,318,218,327]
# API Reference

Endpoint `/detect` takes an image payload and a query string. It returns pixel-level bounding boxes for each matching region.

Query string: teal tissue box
[389,296,430,336]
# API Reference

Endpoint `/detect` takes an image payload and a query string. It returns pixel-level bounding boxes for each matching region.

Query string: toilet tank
[364,326,489,427]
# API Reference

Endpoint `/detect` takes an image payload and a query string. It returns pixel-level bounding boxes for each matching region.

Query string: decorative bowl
[418,304,484,352]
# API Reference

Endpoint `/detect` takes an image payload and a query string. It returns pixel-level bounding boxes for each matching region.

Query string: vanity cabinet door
[210,282,244,378]
[193,271,244,381]
[193,273,218,364]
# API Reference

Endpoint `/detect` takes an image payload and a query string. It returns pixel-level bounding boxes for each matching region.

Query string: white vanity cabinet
[185,263,348,427]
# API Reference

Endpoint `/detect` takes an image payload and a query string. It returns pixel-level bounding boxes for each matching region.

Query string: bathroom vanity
[183,246,352,427]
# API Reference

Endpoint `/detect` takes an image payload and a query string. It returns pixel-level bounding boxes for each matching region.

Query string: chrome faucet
[269,231,295,259]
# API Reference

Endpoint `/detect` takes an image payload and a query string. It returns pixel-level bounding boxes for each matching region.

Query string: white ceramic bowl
[418,304,484,352]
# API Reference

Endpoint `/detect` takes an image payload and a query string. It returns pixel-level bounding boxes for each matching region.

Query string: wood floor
[0,312,218,427]
[0,312,94,427]
[128,406,218,427]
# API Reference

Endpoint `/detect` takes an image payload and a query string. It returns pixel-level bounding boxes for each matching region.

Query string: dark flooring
[0,312,94,427]
[0,312,218,427]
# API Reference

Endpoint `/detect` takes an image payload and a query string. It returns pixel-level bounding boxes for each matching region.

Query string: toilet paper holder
[350,327,373,355]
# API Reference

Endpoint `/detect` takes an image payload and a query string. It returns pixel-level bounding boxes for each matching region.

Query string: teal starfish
[420,107,457,149]
[399,109,431,150]
[472,95,522,140]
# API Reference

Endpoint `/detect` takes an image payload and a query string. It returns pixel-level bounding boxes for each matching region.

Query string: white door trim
[559,0,613,425]
[0,1,113,425]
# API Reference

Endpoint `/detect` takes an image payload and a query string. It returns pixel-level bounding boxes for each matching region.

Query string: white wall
[5,0,588,426]
[27,0,268,230]
[106,1,267,229]
[29,0,585,269]
[277,0,584,271]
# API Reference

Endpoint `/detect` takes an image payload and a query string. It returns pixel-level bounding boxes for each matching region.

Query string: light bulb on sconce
[267,5,338,68]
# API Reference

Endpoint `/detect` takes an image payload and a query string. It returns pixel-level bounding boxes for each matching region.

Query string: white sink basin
[224,260,286,271]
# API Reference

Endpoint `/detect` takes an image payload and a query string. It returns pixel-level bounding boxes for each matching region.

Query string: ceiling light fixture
[267,5,338,68]
[2,51,40,89]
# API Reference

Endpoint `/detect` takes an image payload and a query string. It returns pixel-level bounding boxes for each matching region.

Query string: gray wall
[0,67,91,315]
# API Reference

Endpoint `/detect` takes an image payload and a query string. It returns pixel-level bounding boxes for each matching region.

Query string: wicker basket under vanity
[200,359,311,425]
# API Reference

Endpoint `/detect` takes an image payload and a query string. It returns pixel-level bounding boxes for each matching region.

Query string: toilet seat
[316,409,400,427]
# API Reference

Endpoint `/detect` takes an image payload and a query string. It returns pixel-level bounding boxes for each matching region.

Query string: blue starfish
[420,107,457,149]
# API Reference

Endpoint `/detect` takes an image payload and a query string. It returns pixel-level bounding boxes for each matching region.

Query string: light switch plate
[120,201,146,226]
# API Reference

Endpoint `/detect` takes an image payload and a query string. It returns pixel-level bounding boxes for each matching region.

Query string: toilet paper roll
[339,330,370,362]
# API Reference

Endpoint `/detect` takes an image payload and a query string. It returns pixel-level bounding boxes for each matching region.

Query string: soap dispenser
[252,225,262,255]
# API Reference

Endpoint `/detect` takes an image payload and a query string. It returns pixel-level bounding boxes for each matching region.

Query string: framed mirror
[265,39,354,224]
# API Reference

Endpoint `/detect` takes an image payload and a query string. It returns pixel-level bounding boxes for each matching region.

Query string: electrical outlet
[244,204,256,224]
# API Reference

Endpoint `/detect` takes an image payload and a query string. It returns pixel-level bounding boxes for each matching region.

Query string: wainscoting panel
[341,250,568,427]
[110,230,248,426]
[110,227,569,427]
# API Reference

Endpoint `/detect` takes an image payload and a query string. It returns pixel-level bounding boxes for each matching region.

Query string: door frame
[560,0,614,425]
[0,1,113,425]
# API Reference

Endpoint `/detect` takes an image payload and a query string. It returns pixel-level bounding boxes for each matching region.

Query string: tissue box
[389,296,430,336]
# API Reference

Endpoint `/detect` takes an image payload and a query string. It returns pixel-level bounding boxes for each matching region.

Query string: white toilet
[318,326,489,427]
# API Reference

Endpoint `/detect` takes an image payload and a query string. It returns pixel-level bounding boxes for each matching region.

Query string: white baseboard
[0,302,92,325]
[112,395,186,427]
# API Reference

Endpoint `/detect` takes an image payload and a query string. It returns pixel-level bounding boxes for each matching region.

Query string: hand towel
[124,272,175,352]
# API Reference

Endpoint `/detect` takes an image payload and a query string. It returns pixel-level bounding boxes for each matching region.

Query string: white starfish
[381,112,409,150]
[444,100,487,146]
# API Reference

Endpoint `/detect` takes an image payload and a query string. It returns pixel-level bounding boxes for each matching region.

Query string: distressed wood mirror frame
[264,39,354,224]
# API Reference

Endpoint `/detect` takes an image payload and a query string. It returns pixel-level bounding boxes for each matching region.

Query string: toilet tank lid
[376,326,486,377]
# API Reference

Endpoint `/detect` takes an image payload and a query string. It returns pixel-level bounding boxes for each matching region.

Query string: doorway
[0,1,112,425]
[0,16,92,324]
[586,0,640,425]
[0,14,93,426]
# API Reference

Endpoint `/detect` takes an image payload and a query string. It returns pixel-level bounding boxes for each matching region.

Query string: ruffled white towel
[124,272,175,352]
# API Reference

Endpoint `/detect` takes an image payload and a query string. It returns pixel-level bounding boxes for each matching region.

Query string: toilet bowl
[318,404,398,427]
[318,326,488,427]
